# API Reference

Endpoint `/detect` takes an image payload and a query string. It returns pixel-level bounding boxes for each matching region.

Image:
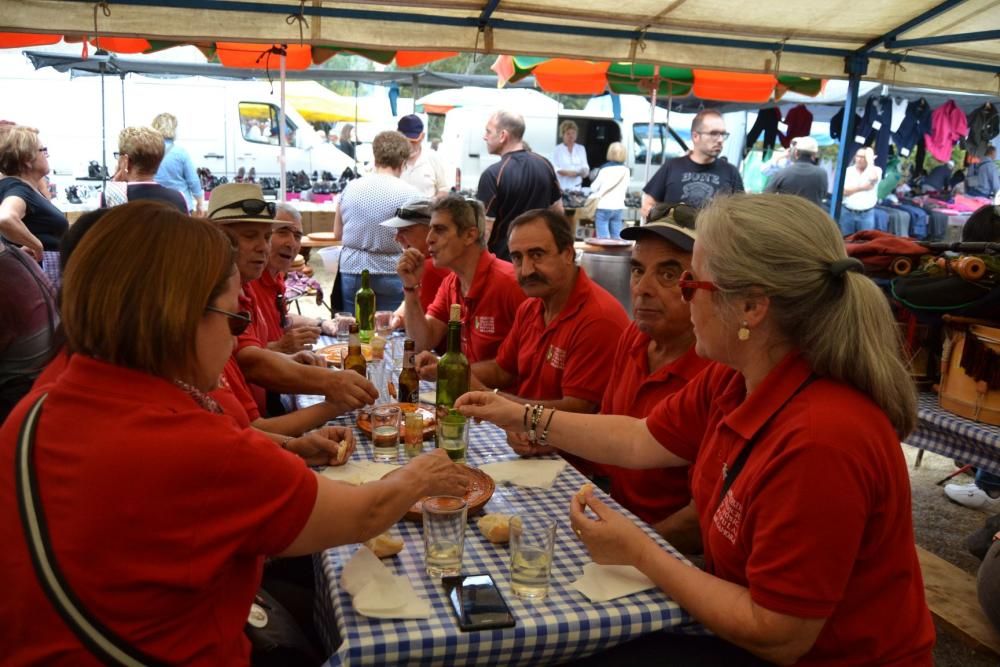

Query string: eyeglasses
[696,131,731,140]
[113,151,123,159]
[38,147,49,156]
[212,199,276,219]
[648,201,698,227]
[677,270,719,302]
[206,306,253,336]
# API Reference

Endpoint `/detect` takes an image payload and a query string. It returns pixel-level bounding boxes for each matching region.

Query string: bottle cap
[449,304,461,322]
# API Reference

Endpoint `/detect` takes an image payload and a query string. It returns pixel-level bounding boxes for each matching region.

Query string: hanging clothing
[925,100,969,162]
[892,98,932,157]
[889,98,909,134]
[780,105,813,148]
[830,107,861,142]
[853,97,893,170]
[966,103,1000,158]
[745,107,782,160]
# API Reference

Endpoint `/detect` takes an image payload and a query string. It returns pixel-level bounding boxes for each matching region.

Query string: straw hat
[207,183,282,225]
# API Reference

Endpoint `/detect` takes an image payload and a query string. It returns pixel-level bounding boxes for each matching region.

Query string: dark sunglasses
[206,306,253,336]
[650,201,698,228]
[395,207,431,222]
[677,270,719,302]
[214,199,276,219]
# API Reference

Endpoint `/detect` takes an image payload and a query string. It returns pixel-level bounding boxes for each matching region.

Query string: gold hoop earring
[738,321,751,341]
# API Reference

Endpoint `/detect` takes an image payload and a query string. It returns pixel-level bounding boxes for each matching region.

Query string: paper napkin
[479,459,567,489]
[340,546,431,619]
[320,461,401,486]
[571,563,657,602]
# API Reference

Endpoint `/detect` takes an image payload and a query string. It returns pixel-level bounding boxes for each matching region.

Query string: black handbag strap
[716,374,818,511]
[15,394,166,667]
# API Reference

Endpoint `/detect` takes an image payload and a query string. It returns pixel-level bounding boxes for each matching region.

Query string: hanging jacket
[851,97,893,170]
[780,105,813,148]
[924,100,969,162]
[830,107,861,141]
[745,107,782,160]
[966,103,1000,158]
[893,98,932,157]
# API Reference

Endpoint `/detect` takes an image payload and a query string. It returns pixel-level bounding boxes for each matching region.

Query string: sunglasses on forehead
[206,306,253,336]
[649,201,698,228]
[213,199,276,219]
[395,207,431,222]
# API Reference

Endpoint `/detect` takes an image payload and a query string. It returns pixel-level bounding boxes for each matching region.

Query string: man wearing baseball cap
[397,114,451,197]
[764,135,829,208]
[208,183,377,417]
[381,195,450,318]
[591,203,708,551]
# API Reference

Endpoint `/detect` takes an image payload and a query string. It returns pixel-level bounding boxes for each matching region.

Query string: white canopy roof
[2,1,998,94]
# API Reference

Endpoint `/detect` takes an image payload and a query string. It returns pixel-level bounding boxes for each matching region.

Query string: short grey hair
[431,195,487,247]
[492,110,525,141]
[274,201,302,224]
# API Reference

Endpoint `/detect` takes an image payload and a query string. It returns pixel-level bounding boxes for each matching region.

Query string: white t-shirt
[589,164,630,210]
[401,148,450,197]
[843,165,882,211]
[552,143,589,190]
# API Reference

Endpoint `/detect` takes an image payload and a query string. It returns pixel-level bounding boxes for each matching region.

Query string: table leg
[914,449,924,468]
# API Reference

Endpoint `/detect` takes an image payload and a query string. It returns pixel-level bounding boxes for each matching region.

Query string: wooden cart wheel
[891,256,913,276]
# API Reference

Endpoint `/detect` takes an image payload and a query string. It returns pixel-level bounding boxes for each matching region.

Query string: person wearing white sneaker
[945,469,1000,510]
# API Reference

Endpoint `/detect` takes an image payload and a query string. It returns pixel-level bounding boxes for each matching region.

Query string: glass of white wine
[509,514,557,599]
[422,496,468,577]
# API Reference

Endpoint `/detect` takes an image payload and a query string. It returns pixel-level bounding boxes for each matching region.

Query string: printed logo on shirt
[546,345,567,370]
[474,315,495,334]
[712,490,743,545]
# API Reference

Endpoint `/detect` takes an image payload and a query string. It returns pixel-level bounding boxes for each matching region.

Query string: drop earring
[738,321,751,341]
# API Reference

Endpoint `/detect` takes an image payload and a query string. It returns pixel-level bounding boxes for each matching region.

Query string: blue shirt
[154,140,203,210]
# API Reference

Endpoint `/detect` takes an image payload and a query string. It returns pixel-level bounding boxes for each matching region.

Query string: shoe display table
[909,392,1000,475]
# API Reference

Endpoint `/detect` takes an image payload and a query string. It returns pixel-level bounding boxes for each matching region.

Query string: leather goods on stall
[939,318,1000,426]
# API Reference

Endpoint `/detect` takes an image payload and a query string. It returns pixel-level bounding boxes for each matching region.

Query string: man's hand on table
[323,370,378,414]
[272,325,321,354]
[289,426,356,466]
[289,349,325,367]
[400,449,469,498]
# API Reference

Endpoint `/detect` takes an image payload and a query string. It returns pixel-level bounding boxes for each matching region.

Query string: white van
[0,53,354,189]
[435,93,745,192]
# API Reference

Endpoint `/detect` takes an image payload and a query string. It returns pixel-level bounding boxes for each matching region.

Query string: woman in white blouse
[588,142,631,239]
[552,120,589,191]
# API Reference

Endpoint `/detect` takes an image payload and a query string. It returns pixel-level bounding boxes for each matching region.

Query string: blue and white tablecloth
[908,392,1000,475]
[295,362,700,665]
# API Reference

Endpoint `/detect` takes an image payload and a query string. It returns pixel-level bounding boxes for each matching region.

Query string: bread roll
[337,439,348,463]
[478,513,512,544]
[365,532,404,558]
[576,483,594,507]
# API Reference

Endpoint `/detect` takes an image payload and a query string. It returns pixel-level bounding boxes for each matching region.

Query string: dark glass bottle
[398,338,420,404]
[355,269,375,344]
[343,323,367,376]
[435,304,469,445]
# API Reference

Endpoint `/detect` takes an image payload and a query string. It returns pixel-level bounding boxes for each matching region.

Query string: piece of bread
[337,439,348,463]
[365,531,404,558]
[576,483,594,507]
[478,513,512,544]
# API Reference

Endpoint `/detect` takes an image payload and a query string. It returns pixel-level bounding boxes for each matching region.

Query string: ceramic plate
[316,343,372,366]
[387,465,495,522]
[356,402,436,438]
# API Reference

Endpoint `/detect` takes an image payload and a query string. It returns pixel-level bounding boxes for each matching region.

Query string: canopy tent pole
[278,48,287,201]
[829,54,867,221]
[99,58,107,194]
[643,72,659,189]
[353,80,360,170]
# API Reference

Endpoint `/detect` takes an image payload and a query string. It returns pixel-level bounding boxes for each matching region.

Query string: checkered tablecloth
[295,371,701,665]
[907,392,1000,475]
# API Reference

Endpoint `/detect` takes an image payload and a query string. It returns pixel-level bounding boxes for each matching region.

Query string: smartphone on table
[441,574,516,632]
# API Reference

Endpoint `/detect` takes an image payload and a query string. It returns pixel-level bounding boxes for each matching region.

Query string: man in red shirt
[397,194,525,365]
[601,203,710,548]
[472,209,629,457]
[247,202,324,353]
[208,183,377,417]
[382,196,450,328]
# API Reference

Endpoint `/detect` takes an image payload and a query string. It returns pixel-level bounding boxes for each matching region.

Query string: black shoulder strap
[716,374,817,510]
[15,394,166,667]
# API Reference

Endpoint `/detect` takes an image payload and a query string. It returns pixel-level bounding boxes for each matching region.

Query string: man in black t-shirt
[764,136,829,208]
[641,109,743,217]
[476,111,562,261]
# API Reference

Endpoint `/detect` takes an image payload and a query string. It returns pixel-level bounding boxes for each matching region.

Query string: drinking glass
[375,310,394,336]
[335,312,355,342]
[436,410,468,464]
[403,410,424,459]
[509,514,557,599]
[422,496,467,577]
[371,405,400,462]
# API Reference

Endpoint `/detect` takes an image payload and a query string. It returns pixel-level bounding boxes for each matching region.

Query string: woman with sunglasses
[457,194,933,665]
[102,126,188,212]
[0,202,467,664]
[0,123,67,285]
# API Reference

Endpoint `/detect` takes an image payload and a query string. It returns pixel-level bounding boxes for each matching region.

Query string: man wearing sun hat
[208,182,377,417]
[381,195,450,316]
[397,114,451,197]
[764,135,828,208]
[581,202,710,551]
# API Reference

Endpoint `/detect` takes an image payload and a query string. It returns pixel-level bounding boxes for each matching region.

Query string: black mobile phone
[442,574,516,632]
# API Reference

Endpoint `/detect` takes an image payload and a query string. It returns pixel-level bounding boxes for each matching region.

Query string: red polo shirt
[421,259,449,312]
[0,355,317,665]
[646,351,934,666]
[426,250,526,364]
[219,355,259,427]
[235,286,272,413]
[495,269,629,404]
[600,323,709,523]
[248,269,286,344]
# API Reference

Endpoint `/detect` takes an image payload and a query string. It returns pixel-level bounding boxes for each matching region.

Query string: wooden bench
[916,545,1000,656]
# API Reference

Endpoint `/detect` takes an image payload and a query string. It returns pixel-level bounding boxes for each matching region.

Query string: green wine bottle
[435,304,470,447]
[355,269,375,344]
